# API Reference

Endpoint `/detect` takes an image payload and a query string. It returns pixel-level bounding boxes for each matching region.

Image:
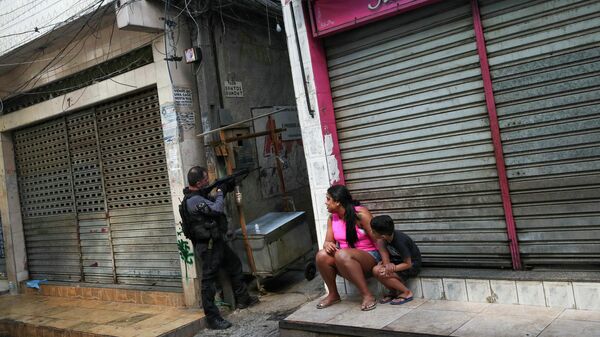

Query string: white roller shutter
[482,0,600,267]
[325,0,511,267]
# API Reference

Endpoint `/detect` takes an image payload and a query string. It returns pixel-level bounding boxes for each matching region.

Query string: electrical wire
[164,0,175,86]
[0,0,44,18]
[5,0,107,99]
[1,0,106,60]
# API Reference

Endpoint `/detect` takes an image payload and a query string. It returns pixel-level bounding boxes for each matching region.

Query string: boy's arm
[393,256,413,273]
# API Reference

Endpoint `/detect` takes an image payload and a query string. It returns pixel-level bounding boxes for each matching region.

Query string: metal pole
[471,0,521,270]
[196,107,287,138]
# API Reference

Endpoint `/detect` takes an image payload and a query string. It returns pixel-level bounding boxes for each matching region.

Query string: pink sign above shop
[309,0,440,37]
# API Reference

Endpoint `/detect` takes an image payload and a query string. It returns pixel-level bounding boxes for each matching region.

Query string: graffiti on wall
[253,106,309,198]
[177,227,194,279]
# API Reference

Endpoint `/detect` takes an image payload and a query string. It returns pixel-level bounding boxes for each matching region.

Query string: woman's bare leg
[316,249,341,305]
[334,249,377,309]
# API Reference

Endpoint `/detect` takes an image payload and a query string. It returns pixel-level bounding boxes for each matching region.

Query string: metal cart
[232,211,316,281]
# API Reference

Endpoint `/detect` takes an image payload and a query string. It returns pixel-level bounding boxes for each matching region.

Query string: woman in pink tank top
[315,185,384,311]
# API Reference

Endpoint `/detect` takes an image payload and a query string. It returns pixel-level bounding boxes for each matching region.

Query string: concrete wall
[280,0,334,248]
[0,6,203,304]
[194,12,315,234]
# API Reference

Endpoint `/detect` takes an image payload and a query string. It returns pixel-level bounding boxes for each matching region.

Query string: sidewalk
[280,295,600,337]
[0,294,204,337]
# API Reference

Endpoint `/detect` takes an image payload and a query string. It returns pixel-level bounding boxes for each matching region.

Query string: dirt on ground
[194,271,325,337]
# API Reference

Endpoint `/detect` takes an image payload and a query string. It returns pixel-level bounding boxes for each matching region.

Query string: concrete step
[279,296,600,337]
[337,268,600,311]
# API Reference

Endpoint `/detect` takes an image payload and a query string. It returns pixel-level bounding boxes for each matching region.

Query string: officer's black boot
[207,317,232,330]
[236,295,260,309]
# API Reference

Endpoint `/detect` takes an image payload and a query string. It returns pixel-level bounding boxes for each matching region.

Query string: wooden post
[218,131,260,289]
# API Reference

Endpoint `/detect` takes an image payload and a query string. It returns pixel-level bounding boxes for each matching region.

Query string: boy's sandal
[390,296,413,305]
[379,293,396,304]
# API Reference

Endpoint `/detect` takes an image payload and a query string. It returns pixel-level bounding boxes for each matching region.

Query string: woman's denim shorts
[366,250,382,263]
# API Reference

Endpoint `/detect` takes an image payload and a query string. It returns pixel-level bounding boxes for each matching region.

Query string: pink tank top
[332,207,377,251]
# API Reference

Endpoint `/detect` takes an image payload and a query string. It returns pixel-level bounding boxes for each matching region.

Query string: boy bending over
[371,215,422,305]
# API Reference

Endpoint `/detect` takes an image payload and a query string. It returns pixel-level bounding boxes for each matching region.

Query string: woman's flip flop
[316,298,341,309]
[361,301,377,311]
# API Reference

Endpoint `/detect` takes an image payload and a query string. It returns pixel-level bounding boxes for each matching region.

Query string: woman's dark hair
[327,185,360,248]
[371,215,395,236]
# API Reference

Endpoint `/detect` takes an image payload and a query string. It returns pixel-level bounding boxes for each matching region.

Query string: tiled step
[0,317,205,337]
[22,283,185,307]
[338,268,600,311]
[0,295,205,337]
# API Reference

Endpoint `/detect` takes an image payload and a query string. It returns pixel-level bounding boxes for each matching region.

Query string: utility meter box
[232,212,312,277]
[115,0,163,32]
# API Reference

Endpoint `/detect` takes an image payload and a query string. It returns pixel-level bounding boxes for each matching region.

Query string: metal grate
[96,89,171,209]
[14,119,75,217]
[66,111,105,214]
[13,87,180,287]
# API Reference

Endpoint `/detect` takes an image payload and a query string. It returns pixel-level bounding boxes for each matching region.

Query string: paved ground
[0,292,203,337]
[282,295,600,337]
[195,270,325,337]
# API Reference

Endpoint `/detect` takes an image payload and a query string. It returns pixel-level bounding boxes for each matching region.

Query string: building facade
[0,0,309,307]
[281,0,600,308]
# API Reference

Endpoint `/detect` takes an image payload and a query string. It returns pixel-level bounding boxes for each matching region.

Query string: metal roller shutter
[66,111,114,284]
[96,89,181,287]
[325,0,511,267]
[14,119,82,281]
[481,0,600,268]
[14,88,181,287]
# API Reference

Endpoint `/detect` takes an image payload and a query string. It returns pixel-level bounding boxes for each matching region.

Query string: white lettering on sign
[224,81,244,98]
[173,87,193,107]
[368,0,396,10]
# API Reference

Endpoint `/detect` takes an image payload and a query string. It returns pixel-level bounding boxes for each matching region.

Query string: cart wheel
[304,261,316,281]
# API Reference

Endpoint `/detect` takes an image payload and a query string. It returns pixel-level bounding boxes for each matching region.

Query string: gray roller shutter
[66,111,114,284]
[482,0,600,267]
[14,88,181,287]
[325,0,511,267]
[96,89,181,287]
[14,119,82,281]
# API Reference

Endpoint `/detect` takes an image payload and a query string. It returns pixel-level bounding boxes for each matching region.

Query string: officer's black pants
[196,239,249,321]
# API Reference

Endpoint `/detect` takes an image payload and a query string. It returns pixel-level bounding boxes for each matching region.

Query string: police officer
[184,166,259,330]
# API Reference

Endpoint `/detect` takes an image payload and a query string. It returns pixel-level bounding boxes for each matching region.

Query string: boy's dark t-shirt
[386,230,421,268]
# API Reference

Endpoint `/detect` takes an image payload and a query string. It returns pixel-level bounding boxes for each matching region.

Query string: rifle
[199,168,256,195]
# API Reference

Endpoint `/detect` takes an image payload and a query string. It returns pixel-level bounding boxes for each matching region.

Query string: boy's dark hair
[371,215,395,236]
